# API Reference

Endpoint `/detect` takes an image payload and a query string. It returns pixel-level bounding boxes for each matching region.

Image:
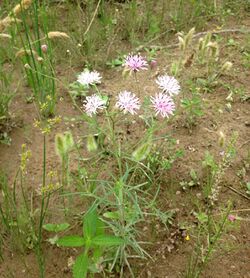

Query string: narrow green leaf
[103,211,120,220]
[57,235,85,247]
[43,223,70,233]
[73,253,88,278]
[92,235,124,246]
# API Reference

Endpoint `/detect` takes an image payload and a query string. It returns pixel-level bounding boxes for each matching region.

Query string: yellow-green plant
[55,132,74,187]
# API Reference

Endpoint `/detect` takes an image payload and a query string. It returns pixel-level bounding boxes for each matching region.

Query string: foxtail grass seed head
[12,0,32,16]
[16,49,37,58]
[221,61,233,73]
[226,92,233,102]
[178,35,185,51]
[225,102,232,112]
[218,131,226,147]
[124,53,148,73]
[77,69,102,87]
[87,134,98,152]
[0,33,12,39]
[204,32,212,45]
[0,16,21,32]
[185,27,195,47]
[64,132,74,152]
[207,41,219,59]
[132,142,151,162]
[48,31,70,39]
[37,56,43,63]
[83,94,106,117]
[198,37,204,52]
[177,27,195,51]
[55,132,74,159]
[55,134,66,159]
[24,63,31,70]
[156,75,180,96]
[116,91,141,115]
[150,93,175,118]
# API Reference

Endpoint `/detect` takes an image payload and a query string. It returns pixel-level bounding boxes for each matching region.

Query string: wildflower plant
[63,54,183,274]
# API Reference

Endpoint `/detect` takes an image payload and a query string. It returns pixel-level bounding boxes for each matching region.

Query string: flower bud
[228,214,236,222]
[41,44,48,53]
[150,60,157,69]
[24,63,31,70]
[37,56,43,63]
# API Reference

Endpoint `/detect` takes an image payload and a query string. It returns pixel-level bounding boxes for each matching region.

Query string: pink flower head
[124,54,148,72]
[83,94,106,117]
[116,91,141,115]
[150,93,175,118]
[228,214,236,222]
[156,75,180,96]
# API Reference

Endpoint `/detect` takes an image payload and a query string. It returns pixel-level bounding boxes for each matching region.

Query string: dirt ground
[0,21,249,278]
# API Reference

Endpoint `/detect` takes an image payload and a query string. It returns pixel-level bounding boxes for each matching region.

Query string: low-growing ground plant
[56,207,124,278]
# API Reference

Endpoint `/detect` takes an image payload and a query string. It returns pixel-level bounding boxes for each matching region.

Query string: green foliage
[73,253,88,278]
[14,0,56,117]
[43,223,70,233]
[181,93,204,130]
[0,61,14,135]
[56,208,124,278]
[69,81,88,99]
[57,236,85,247]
